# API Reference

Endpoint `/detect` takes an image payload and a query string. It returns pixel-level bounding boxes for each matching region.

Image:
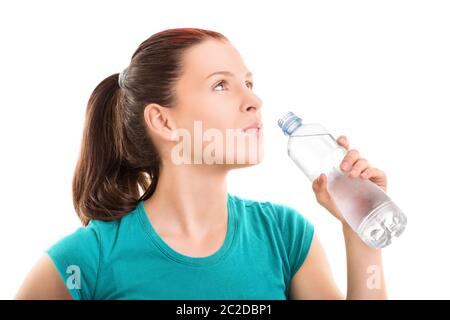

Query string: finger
[336,135,349,150]
[361,167,384,179]
[340,149,360,172]
[348,158,370,178]
[360,167,374,179]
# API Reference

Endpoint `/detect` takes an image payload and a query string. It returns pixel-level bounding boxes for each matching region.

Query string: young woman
[15,28,387,300]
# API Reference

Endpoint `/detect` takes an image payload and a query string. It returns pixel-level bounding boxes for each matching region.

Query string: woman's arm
[289,226,387,300]
[289,233,344,300]
[342,222,387,299]
[15,254,73,300]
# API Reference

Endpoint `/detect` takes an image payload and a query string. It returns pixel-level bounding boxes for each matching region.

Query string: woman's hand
[312,135,388,224]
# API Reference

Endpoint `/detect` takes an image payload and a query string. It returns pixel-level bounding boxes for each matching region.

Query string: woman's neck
[143,163,229,238]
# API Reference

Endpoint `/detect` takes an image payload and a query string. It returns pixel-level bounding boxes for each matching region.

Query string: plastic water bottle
[277,111,407,248]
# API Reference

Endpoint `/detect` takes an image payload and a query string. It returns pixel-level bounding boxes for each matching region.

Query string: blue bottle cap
[278,111,303,136]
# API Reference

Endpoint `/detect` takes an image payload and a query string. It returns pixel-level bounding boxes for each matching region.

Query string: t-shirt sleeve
[45,223,101,300]
[273,204,315,280]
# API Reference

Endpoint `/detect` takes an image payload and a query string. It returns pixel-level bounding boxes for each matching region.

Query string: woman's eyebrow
[205,70,253,79]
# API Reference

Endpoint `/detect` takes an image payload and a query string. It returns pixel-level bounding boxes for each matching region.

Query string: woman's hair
[73,28,228,225]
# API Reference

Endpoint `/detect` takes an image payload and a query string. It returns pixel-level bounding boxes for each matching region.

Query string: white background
[1,0,449,299]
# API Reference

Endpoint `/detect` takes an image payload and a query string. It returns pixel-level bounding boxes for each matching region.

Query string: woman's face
[169,39,264,169]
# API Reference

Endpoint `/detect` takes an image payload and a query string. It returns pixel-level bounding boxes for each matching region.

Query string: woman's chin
[223,153,265,170]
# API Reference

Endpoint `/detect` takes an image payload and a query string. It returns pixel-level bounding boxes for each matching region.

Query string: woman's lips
[242,121,263,135]
[243,128,260,135]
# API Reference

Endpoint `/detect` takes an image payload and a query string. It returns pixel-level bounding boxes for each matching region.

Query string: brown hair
[73,28,228,225]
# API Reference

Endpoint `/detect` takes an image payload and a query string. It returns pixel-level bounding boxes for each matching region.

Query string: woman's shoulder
[47,203,141,254]
[45,204,140,299]
[45,221,102,300]
[230,193,315,277]
[229,193,309,225]
[230,193,315,245]
[47,220,101,255]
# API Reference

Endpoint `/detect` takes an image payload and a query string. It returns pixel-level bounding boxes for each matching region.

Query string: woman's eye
[214,80,227,91]
[213,80,254,91]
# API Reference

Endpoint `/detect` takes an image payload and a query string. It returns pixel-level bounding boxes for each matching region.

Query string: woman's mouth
[243,128,260,135]
[242,121,263,135]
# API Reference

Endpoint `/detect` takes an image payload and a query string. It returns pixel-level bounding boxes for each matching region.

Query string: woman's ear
[143,103,176,142]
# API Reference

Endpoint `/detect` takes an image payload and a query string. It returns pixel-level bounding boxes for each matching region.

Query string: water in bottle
[278,111,407,248]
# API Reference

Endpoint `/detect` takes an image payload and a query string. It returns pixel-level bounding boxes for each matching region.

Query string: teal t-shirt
[46,194,314,300]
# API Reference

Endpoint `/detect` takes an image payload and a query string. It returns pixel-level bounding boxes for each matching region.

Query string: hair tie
[118,67,128,88]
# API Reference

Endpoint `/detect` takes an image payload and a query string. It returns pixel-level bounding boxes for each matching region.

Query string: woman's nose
[241,92,263,113]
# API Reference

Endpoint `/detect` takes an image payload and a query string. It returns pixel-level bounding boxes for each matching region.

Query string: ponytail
[72,74,157,225]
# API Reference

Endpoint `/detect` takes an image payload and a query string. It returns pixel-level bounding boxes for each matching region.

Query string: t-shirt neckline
[137,193,236,267]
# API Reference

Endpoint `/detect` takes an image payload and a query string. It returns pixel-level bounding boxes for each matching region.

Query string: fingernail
[350,169,357,177]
